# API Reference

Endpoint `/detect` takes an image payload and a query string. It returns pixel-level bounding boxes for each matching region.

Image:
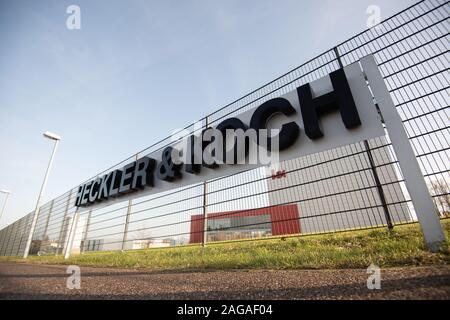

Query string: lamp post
[23,131,61,259]
[0,189,10,225]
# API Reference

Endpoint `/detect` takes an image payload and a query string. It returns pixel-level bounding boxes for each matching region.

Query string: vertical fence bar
[3,226,13,256]
[8,221,19,256]
[202,183,208,247]
[56,190,72,255]
[202,117,209,247]
[81,209,92,254]
[17,214,32,257]
[0,226,8,255]
[9,221,19,256]
[7,225,15,256]
[64,209,80,260]
[363,140,394,229]
[14,218,25,256]
[41,200,54,240]
[0,227,7,255]
[122,200,133,251]
[121,154,138,251]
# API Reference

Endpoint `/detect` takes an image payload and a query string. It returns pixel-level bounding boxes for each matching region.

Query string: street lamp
[23,132,61,259]
[0,189,10,225]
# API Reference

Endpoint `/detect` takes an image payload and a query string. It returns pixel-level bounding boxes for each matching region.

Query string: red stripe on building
[189,204,301,244]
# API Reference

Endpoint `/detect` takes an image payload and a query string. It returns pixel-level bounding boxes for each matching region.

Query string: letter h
[75,185,84,207]
[297,68,361,140]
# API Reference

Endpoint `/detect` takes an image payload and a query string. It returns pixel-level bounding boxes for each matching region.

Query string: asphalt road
[0,262,449,299]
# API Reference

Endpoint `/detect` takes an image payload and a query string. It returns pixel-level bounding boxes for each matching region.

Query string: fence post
[56,190,73,255]
[0,230,4,256]
[6,225,13,256]
[81,209,92,254]
[121,200,133,251]
[20,214,33,257]
[14,218,25,257]
[3,225,13,256]
[333,46,393,230]
[202,184,208,247]
[202,117,209,247]
[0,225,10,256]
[64,210,80,260]
[62,211,75,258]
[361,55,446,252]
[121,154,138,251]
[8,221,20,256]
[42,200,54,241]
[363,140,394,229]
[0,226,8,255]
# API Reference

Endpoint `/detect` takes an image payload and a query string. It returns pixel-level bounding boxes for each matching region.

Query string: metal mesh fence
[0,0,448,256]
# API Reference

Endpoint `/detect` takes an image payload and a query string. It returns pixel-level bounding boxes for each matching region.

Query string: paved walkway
[0,262,449,299]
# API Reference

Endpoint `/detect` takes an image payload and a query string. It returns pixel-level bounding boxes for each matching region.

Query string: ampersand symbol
[157,147,182,181]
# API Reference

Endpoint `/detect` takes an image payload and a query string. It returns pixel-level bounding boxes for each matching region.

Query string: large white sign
[75,60,385,210]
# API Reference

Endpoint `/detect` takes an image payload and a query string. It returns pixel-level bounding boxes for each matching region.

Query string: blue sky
[0,0,417,227]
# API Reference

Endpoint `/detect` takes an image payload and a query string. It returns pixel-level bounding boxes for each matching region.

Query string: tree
[429,178,450,217]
